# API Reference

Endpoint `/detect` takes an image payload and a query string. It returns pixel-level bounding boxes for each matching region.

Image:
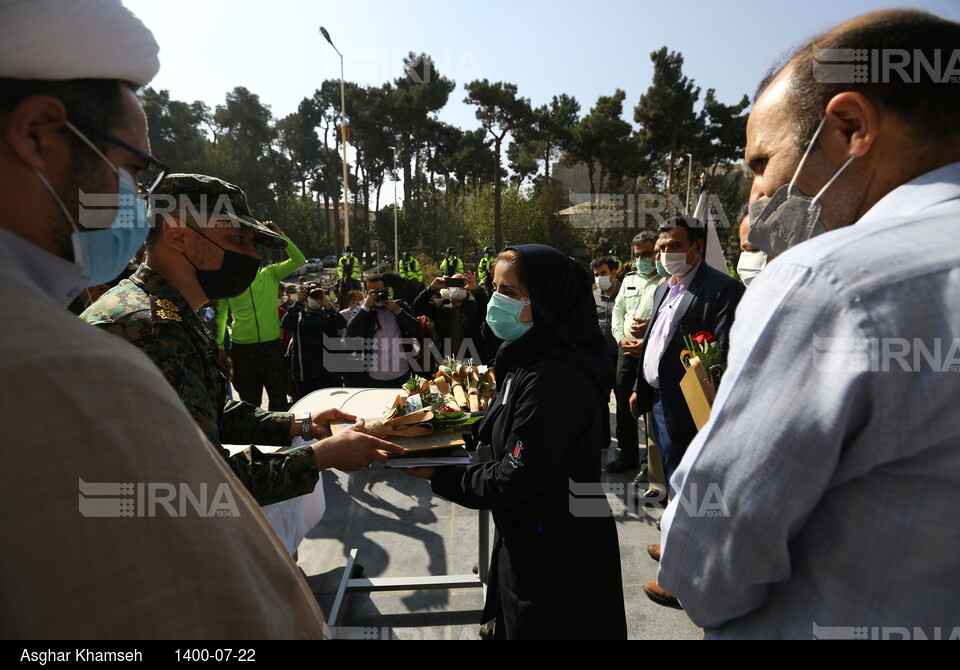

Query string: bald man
[658,9,960,638]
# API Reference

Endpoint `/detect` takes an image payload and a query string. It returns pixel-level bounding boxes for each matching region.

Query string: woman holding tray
[406,244,627,640]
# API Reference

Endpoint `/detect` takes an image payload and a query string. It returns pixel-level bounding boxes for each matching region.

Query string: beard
[46,157,115,262]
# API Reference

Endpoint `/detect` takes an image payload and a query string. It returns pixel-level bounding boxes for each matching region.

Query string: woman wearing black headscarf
[406,244,627,640]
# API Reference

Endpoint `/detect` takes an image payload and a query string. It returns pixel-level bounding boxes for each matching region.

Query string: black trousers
[230,339,290,411]
[614,350,641,463]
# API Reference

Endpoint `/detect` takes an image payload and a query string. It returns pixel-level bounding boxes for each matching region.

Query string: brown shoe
[643,580,682,609]
[647,543,661,562]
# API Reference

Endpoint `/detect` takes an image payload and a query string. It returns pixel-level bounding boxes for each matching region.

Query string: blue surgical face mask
[635,256,656,276]
[34,121,149,287]
[486,291,533,342]
[655,258,671,278]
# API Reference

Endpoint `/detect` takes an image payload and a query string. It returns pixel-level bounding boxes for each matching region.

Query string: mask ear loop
[809,155,856,211]
[787,116,827,197]
[65,121,117,170]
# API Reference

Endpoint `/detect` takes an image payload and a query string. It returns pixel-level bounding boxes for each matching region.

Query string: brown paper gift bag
[679,352,716,431]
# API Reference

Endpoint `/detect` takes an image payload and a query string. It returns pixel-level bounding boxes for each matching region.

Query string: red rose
[693,331,716,346]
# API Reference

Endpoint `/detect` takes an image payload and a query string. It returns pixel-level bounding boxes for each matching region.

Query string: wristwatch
[300,412,312,441]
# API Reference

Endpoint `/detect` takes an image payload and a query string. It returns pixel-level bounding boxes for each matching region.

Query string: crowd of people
[1,0,958,641]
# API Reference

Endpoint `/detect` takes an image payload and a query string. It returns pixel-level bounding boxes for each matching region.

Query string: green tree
[464,79,533,250]
[207,87,276,219]
[140,88,209,174]
[445,128,496,190]
[461,183,541,252]
[510,94,580,185]
[393,53,455,212]
[567,90,635,209]
[634,47,703,195]
[701,89,750,173]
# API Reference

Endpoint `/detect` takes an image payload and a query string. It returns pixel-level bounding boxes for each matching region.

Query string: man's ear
[4,95,69,171]
[824,92,879,160]
[162,216,190,253]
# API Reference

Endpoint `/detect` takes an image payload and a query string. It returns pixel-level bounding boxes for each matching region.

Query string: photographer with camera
[281,282,347,401]
[413,271,489,366]
[344,274,422,388]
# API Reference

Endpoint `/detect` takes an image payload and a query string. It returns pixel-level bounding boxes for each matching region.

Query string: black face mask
[183,230,260,300]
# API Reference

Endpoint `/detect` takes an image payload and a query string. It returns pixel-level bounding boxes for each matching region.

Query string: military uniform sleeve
[223,443,319,507]
[91,308,225,446]
[219,400,294,447]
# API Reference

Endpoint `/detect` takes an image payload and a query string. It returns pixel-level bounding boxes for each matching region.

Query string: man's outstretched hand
[311,418,405,471]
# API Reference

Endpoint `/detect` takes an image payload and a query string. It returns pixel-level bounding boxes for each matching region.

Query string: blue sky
[127,0,960,137]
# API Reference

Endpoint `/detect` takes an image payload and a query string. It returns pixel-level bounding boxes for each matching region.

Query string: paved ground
[290,394,702,641]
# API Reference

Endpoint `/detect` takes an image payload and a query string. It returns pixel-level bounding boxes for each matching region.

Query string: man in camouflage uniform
[82,174,402,506]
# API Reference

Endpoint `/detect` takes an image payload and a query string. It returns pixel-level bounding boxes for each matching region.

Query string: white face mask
[449,288,468,301]
[737,251,768,287]
[661,250,696,277]
[307,298,323,310]
[595,275,613,291]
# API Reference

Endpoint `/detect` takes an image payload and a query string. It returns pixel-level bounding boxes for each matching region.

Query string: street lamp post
[320,26,350,248]
[391,146,399,274]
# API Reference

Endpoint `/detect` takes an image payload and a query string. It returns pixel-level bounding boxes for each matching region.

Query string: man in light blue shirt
[659,9,960,638]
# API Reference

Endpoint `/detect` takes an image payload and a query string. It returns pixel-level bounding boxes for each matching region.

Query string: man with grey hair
[605,231,661,474]
[659,9,960,637]
[0,0,329,638]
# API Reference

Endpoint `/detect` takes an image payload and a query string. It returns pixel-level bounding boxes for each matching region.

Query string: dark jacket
[344,301,420,339]
[412,287,489,364]
[429,244,625,640]
[280,301,346,382]
[431,356,627,639]
[633,262,744,450]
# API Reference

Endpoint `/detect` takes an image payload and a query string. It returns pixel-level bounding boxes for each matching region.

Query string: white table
[295,387,489,627]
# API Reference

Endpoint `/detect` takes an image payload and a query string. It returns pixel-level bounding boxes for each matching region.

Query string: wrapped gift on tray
[331,393,483,464]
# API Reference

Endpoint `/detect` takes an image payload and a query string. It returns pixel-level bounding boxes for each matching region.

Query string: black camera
[444,277,465,288]
[375,288,390,301]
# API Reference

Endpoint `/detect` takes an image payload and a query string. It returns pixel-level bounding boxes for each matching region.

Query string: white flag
[692,187,728,275]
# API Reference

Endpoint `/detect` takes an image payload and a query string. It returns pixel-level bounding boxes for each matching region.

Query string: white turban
[0,0,159,86]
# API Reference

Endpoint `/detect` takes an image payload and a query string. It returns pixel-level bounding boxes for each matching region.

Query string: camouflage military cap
[153,174,287,249]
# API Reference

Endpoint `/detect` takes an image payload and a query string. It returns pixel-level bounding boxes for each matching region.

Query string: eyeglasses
[69,119,170,196]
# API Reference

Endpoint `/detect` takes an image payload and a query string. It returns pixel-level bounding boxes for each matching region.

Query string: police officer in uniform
[337,245,360,282]
[400,251,423,285]
[477,246,495,292]
[82,174,402,506]
[439,247,464,276]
